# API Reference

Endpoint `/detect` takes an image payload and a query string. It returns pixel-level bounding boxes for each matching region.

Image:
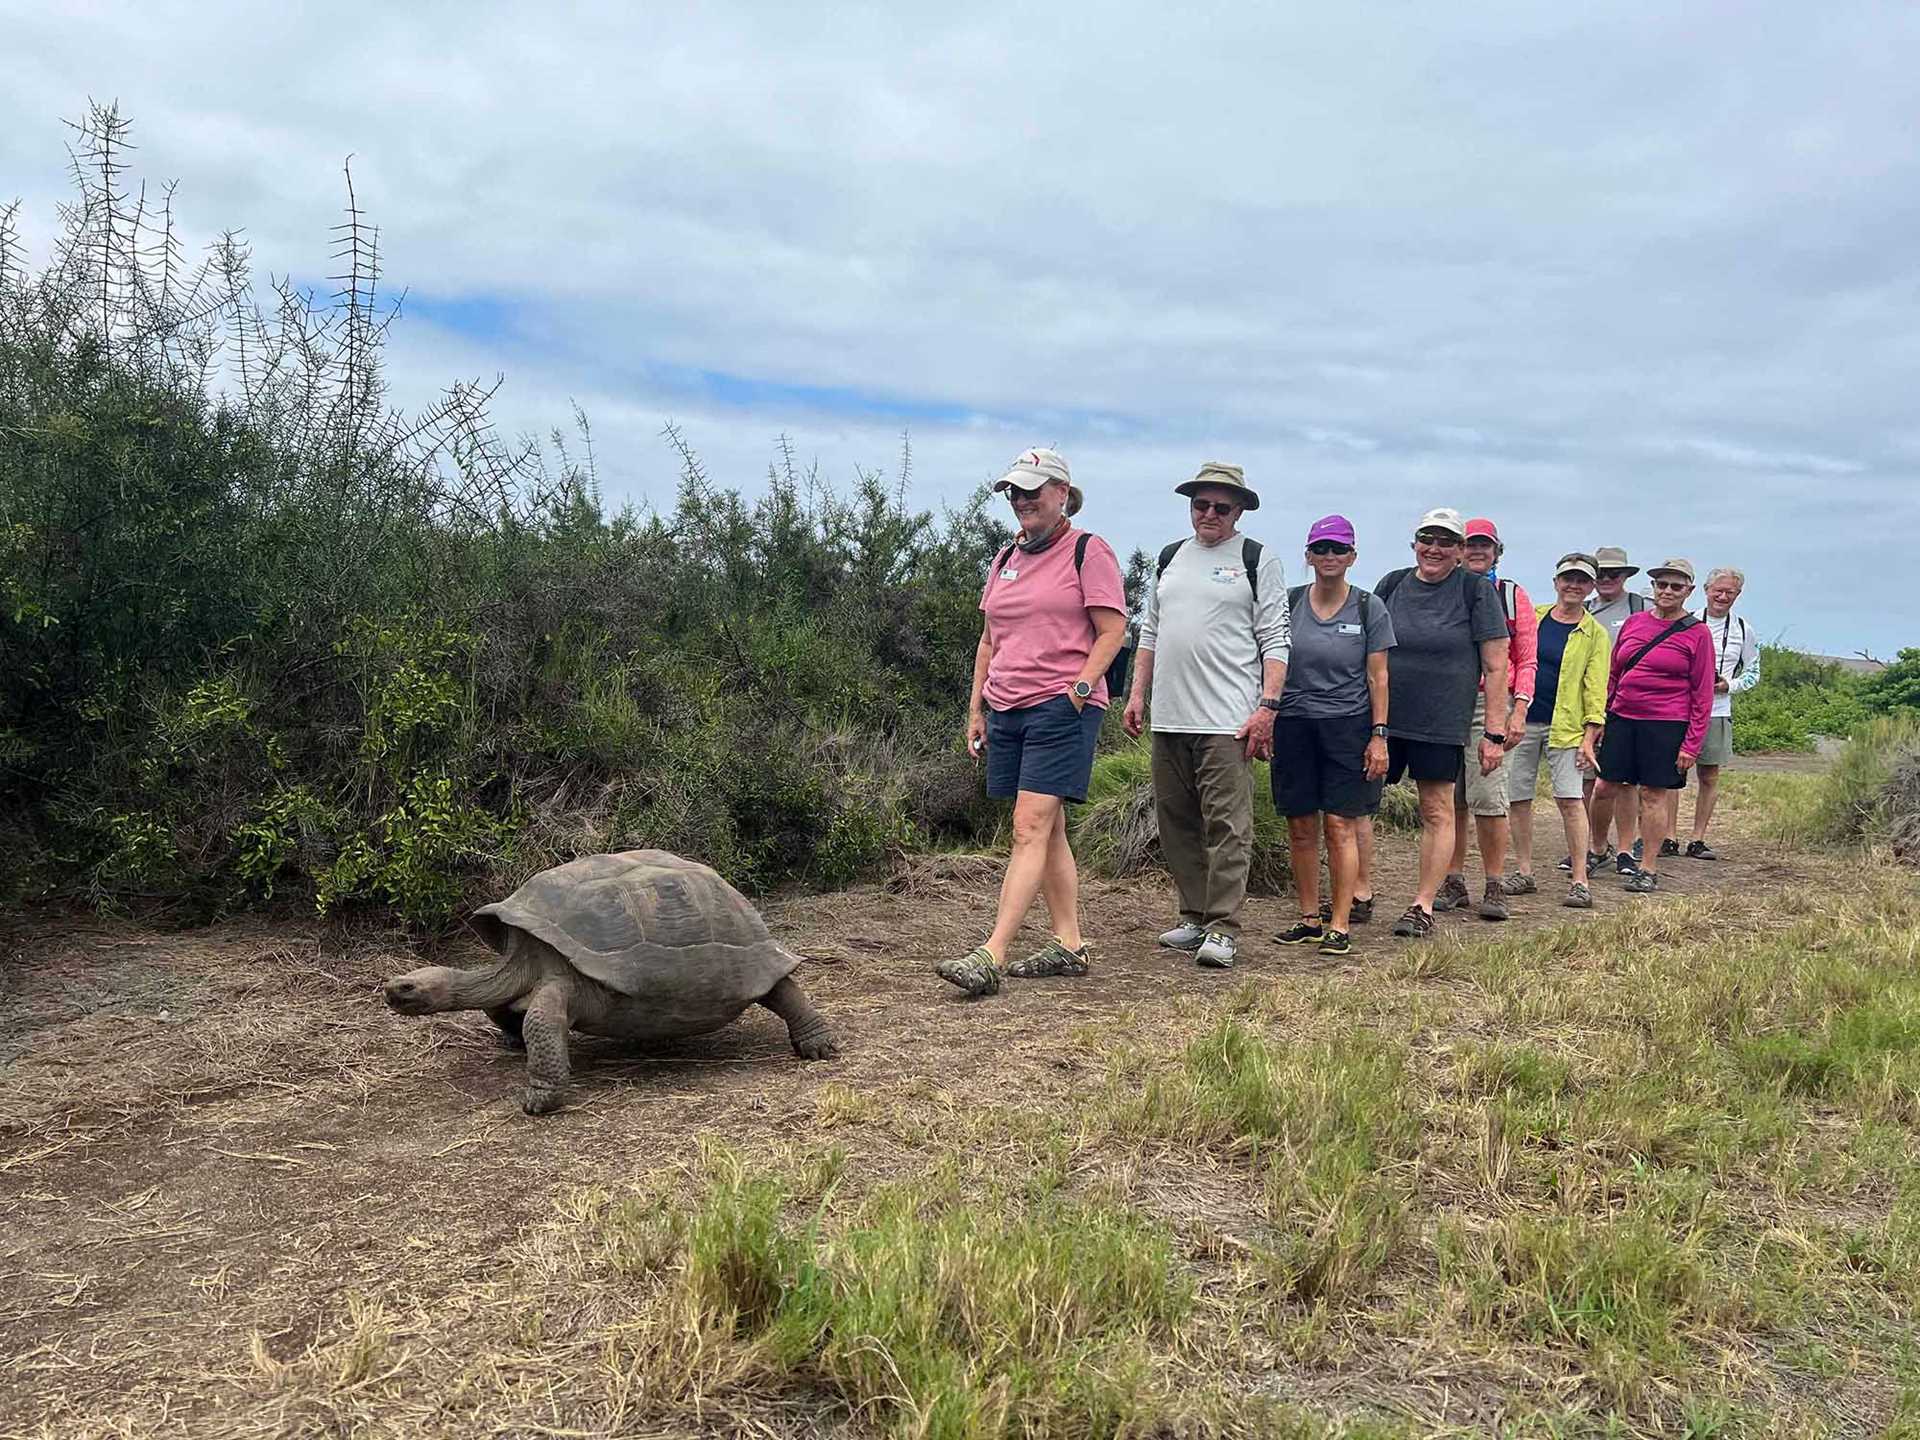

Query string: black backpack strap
[995,542,1016,571]
[1156,540,1185,578]
[1615,616,1697,683]
[1242,537,1263,603]
[1288,584,1307,613]
[1072,532,1090,571]
[1356,587,1371,630]
[1375,568,1408,602]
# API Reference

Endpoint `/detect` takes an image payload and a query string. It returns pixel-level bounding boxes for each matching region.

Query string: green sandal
[1005,936,1091,979]
[935,946,1002,996]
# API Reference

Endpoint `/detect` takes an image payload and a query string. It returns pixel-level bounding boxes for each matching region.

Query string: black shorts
[1598,713,1688,790]
[984,695,1104,802]
[1271,713,1383,819]
[1385,735,1462,786]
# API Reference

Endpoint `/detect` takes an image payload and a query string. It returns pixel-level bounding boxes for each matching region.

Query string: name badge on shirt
[999,567,1020,581]
[1210,566,1245,584]
[1336,622,1364,635]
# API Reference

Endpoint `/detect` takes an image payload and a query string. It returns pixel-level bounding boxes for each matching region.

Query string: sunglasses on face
[1597,569,1631,580]
[1004,484,1048,503]
[1415,531,1462,548]
[1307,540,1354,556]
[1651,578,1690,592]
[1190,500,1237,517]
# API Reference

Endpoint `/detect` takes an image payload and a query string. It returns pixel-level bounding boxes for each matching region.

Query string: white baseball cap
[1414,506,1467,539]
[993,448,1072,492]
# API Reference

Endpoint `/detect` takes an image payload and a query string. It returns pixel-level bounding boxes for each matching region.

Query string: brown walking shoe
[1477,879,1510,921]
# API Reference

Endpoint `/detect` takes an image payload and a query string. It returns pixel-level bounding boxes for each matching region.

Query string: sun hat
[1174,461,1260,511]
[1464,517,1499,542]
[1592,546,1639,576]
[1414,506,1466,539]
[993,447,1071,492]
[1647,557,1696,584]
[1306,515,1356,547]
[1554,552,1599,580]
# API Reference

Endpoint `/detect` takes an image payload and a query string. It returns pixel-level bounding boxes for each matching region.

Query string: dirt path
[0,805,1822,1436]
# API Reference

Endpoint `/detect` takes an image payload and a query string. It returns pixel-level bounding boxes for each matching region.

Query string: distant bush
[1733,646,1865,754]
[1799,715,1920,849]
[0,105,1010,925]
[1860,648,1920,718]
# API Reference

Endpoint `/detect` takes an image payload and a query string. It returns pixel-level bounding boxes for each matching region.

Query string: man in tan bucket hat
[1125,462,1290,971]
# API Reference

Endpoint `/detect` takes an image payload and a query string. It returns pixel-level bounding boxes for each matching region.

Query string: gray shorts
[1457,694,1512,817]
[1509,721,1586,801]
[1697,715,1734,767]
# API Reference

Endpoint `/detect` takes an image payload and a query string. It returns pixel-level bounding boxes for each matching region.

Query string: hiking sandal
[1391,905,1434,938]
[1005,936,1090,979]
[935,946,1002,996]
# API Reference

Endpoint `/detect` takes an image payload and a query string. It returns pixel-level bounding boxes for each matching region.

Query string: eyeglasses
[1307,540,1354,556]
[1650,578,1690,592]
[1414,531,1462,548]
[1004,483,1047,503]
[1596,568,1631,580]
[1190,500,1237,517]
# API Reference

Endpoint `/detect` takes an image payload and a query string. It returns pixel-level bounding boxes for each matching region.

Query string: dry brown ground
[0,768,1836,1438]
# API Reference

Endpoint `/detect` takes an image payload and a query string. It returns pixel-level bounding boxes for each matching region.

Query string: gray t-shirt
[1137,533,1291,733]
[1587,590,1650,641]
[1275,585,1396,720]
[1376,566,1507,745]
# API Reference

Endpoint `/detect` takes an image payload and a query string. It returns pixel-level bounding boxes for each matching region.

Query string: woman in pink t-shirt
[936,448,1127,998]
[1590,558,1715,896]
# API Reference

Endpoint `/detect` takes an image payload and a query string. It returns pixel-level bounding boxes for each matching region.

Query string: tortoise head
[383,965,461,1015]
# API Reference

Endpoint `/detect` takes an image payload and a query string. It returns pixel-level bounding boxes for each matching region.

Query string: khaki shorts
[1510,721,1586,801]
[1457,694,1512,817]
[1697,715,1734,767]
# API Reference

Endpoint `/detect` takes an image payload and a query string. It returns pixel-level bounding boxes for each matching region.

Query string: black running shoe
[1273,920,1324,946]
[1659,837,1680,858]
[1686,839,1720,860]
[1318,929,1352,956]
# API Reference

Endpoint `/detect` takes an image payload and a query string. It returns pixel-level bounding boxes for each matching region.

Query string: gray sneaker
[1195,932,1238,969]
[1434,874,1470,913]
[1158,922,1207,951]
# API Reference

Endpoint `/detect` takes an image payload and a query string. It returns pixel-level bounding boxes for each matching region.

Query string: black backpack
[992,532,1133,700]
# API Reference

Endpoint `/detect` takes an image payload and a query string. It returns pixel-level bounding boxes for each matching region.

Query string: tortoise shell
[470,850,798,1037]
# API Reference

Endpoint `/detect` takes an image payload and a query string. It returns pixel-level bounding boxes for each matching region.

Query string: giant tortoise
[383,850,839,1114]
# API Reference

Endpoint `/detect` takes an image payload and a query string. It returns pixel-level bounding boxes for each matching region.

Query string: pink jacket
[1607,612,1717,757]
[1478,579,1537,711]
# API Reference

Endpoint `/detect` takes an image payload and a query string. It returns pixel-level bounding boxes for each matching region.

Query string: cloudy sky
[8,2,1913,654]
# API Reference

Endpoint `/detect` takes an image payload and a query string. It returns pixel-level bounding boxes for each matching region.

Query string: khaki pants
[1152,732,1254,938]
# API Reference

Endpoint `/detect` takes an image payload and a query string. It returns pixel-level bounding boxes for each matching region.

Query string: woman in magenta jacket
[1589,558,1715,895]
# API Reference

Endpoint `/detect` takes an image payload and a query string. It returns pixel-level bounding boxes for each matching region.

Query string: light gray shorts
[1509,720,1586,801]
[1457,694,1512,817]
[1697,715,1734,767]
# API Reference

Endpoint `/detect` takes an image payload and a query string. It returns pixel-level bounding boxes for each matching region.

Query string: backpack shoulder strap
[1498,578,1518,623]
[1356,587,1371,630]
[1073,532,1090,571]
[1156,540,1185,578]
[1630,592,1649,613]
[1289,584,1307,613]
[1375,568,1408,601]
[994,543,1016,571]
[1242,537,1263,603]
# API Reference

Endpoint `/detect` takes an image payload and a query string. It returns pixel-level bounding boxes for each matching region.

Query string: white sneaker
[1195,932,1238,969]
[1158,922,1207,951]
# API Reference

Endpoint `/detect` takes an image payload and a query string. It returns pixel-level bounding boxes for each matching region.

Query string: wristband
[1483,732,1507,746]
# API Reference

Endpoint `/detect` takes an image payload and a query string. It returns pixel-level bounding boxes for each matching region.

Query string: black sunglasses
[1596,568,1632,580]
[1190,499,1237,517]
[1307,540,1353,556]
[1415,531,1462,547]
[1004,483,1047,502]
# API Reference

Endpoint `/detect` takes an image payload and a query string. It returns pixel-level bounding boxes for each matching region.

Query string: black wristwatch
[1483,731,1508,745]
[1371,724,1390,737]
[1258,697,1283,712]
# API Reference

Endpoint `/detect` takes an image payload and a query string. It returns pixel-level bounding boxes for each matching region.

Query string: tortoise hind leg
[487,1006,526,1050]
[760,975,840,1060]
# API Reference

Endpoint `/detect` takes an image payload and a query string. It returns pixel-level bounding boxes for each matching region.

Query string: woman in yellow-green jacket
[1503,553,1612,907]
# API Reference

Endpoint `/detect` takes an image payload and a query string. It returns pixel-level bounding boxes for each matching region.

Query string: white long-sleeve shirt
[1137,533,1291,734]
[1705,610,1760,718]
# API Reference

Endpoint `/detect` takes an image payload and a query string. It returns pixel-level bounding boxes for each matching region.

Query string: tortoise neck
[448,961,534,1010]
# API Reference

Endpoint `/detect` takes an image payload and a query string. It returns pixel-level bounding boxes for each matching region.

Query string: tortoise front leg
[760,976,840,1059]
[519,980,574,1115]
[486,1006,526,1050]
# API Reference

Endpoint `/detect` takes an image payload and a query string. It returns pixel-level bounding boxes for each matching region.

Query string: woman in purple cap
[1267,516,1395,956]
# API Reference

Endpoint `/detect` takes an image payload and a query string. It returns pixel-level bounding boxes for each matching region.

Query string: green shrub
[1800,714,1920,847]
[1733,646,1865,753]
[1861,648,1920,717]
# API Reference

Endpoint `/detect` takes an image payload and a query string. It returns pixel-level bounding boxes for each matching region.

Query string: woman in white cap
[939,448,1128,996]
[1504,554,1611,909]
[1589,559,1715,895]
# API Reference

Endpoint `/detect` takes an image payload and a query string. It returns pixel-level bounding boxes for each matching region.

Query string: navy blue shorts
[1271,713,1383,819]
[985,696,1104,802]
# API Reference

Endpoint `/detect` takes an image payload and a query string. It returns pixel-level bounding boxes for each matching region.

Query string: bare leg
[1557,796,1590,884]
[1414,779,1454,911]
[1288,814,1322,921]
[986,792,1066,961]
[1476,814,1508,884]
[1637,784,1671,877]
[486,1006,526,1050]
[759,975,839,1059]
[1510,799,1536,877]
[1037,806,1084,950]
[1448,798,1471,878]
[1614,785,1641,856]
[1589,780,1620,860]
[1354,816,1376,903]
[1324,814,1359,931]
[1692,764,1722,843]
[519,980,573,1115]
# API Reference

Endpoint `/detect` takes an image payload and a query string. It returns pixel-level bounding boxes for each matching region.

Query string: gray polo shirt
[1137,534,1291,734]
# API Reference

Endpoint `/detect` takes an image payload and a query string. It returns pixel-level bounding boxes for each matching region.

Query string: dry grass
[5,776,1919,1438]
